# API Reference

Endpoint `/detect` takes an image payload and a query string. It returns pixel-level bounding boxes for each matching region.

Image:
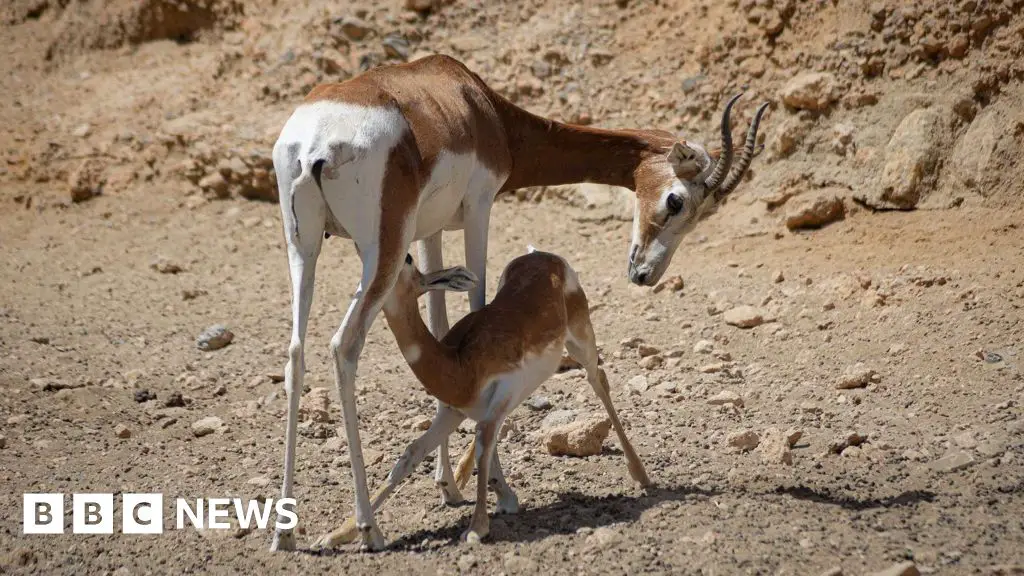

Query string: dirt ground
[1,0,1023,574]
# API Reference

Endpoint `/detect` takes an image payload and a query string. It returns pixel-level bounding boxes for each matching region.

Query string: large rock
[835,363,876,389]
[859,107,946,210]
[758,427,793,465]
[192,416,224,437]
[785,191,846,230]
[544,415,611,457]
[941,91,1024,207]
[780,72,838,112]
[768,115,811,160]
[726,429,760,452]
[196,325,233,351]
[723,306,767,328]
[299,387,333,423]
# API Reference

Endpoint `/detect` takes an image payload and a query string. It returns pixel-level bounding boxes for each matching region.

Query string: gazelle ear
[668,142,701,179]
[421,266,478,293]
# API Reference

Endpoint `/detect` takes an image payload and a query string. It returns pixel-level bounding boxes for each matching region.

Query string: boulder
[780,72,838,112]
[785,191,846,230]
[544,415,611,457]
[859,107,946,209]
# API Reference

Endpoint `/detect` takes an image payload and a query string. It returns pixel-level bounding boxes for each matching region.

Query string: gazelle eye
[666,193,684,215]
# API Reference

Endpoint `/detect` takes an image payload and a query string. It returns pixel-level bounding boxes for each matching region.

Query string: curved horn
[703,93,743,190]
[715,101,771,201]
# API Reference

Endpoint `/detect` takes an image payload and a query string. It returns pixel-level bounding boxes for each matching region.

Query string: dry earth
[1,0,1023,574]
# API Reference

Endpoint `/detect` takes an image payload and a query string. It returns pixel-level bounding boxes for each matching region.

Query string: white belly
[461,344,564,423]
[413,151,503,239]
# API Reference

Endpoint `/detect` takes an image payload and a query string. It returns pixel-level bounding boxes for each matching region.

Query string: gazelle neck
[494,96,671,192]
[381,294,464,406]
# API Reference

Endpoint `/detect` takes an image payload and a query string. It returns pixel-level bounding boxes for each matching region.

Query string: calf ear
[421,267,479,293]
[668,142,701,179]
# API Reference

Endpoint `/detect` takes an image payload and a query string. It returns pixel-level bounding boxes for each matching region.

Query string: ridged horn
[703,93,743,190]
[715,101,771,201]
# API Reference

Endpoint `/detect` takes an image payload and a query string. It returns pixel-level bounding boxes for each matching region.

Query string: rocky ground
[1,0,1023,574]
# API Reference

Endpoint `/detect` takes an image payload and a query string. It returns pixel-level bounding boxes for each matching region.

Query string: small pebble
[197,325,234,351]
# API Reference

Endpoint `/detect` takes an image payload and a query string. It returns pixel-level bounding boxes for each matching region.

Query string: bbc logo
[23,493,163,535]
[23,493,297,535]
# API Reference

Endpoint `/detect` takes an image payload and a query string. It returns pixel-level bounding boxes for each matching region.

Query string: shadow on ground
[307,482,716,554]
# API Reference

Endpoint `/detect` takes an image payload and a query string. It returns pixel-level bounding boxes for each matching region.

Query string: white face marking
[629,173,708,286]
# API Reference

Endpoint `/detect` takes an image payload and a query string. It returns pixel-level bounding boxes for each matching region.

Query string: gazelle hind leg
[313,405,466,549]
[452,438,517,515]
[417,232,465,506]
[271,163,326,552]
[463,378,520,544]
[463,418,500,544]
[564,291,651,487]
[490,448,519,514]
[328,236,414,551]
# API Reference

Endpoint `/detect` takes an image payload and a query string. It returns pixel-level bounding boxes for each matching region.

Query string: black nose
[635,271,648,285]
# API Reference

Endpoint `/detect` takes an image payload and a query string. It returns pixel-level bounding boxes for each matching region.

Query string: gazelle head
[391,254,479,305]
[628,95,770,286]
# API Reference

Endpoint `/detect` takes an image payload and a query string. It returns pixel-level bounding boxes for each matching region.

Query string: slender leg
[454,440,518,512]
[463,199,492,312]
[417,232,451,336]
[329,243,407,552]
[417,232,464,505]
[490,448,519,515]
[463,418,501,544]
[271,171,325,552]
[313,405,466,548]
[449,196,495,495]
[565,288,651,487]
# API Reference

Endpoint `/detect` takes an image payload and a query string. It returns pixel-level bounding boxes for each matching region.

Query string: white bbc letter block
[73,493,114,534]
[122,494,163,534]
[23,493,64,534]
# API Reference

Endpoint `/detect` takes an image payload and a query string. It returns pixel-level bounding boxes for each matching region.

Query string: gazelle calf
[314,248,650,547]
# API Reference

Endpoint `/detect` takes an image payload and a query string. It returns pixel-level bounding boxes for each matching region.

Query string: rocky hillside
[3,0,1024,226]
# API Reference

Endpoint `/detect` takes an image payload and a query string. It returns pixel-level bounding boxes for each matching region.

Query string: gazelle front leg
[328,245,406,552]
[565,314,651,487]
[417,232,464,506]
